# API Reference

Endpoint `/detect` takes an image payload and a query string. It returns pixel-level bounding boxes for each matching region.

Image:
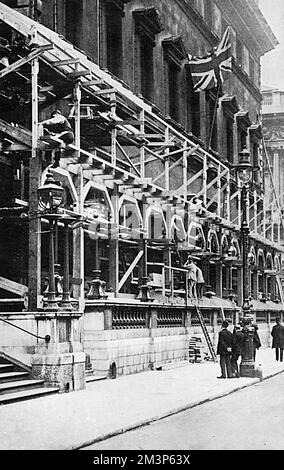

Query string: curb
[72,378,263,450]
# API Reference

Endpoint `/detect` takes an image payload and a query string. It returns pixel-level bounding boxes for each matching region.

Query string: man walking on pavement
[271,317,284,362]
[217,320,234,379]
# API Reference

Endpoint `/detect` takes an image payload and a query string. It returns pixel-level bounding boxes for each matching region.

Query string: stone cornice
[162,36,188,66]
[176,0,218,48]
[216,0,278,57]
[133,7,164,45]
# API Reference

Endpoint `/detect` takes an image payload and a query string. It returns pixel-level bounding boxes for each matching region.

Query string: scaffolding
[0,3,283,309]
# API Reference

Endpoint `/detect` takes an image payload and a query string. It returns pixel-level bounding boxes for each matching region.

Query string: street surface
[83,373,284,450]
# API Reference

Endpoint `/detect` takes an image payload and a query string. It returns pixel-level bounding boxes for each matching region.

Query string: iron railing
[0,317,50,342]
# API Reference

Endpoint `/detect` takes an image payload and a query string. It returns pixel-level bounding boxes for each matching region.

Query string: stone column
[31,312,86,392]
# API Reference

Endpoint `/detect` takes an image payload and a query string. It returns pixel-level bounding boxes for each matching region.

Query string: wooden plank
[0,119,32,147]
[118,251,143,291]
[53,58,80,66]
[94,88,117,95]
[0,277,28,296]
[67,70,91,78]
[0,44,53,80]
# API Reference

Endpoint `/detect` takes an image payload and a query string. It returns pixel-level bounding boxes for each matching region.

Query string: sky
[259,0,284,90]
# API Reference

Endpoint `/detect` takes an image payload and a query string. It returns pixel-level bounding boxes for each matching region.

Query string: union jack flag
[188,27,232,92]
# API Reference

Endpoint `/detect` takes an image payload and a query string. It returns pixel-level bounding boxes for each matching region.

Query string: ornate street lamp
[235,148,256,377]
[37,170,65,310]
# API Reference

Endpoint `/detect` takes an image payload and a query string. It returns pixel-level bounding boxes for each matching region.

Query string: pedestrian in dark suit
[231,324,245,378]
[252,323,261,361]
[217,320,234,378]
[271,317,284,362]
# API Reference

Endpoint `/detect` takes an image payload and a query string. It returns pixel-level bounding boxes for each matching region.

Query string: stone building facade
[0,1,282,387]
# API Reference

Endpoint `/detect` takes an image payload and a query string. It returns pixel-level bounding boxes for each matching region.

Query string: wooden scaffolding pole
[28,28,42,310]
[72,74,85,305]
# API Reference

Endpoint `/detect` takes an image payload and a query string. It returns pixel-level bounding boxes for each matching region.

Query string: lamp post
[37,170,65,310]
[235,148,256,377]
[60,213,76,310]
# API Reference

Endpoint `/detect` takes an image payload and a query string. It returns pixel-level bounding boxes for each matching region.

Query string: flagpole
[207,80,221,151]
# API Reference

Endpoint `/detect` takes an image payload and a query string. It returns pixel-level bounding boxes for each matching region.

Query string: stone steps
[0,357,59,405]
[0,387,60,405]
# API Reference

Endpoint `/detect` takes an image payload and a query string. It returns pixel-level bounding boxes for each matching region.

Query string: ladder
[195,306,218,363]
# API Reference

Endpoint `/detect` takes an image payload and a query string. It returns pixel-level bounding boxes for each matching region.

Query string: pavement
[0,348,284,450]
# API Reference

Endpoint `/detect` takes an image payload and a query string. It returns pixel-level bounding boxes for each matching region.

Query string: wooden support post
[109,184,119,297]
[254,190,258,233]
[263,190,266,238]
[227,171,231,222]
[203,154,207,207]
[110,92,117,167]
[217,164,221,218]
[28,51,42,311]
[140,110,145,178]
[165,127,170,191]
[73,72,81,153]
[183,141,188,201]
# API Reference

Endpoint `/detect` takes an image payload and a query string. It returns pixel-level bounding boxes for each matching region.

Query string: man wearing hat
[231,324,245,378]
[217,320,234,378]
[184,255,198,298]
[271,317,284,362]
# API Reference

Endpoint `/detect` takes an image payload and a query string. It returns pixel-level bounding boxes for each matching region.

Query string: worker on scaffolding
[39,109,74,167]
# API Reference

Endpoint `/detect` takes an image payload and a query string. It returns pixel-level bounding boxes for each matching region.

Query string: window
[162,36,187,123]
[206,90,218,151]
[222,97,239,163]
[65,0,82,46]
[106,2,123,78]
[237,112,251,153]
[263,94,273,106]
[133,8,163,102]
[187,69,200,137]
[226,117,234,163]
[168,61,180,122]
[140,38,154,101]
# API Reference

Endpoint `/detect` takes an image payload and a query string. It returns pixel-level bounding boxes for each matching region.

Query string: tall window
[237,112,251,153]
[106,2,123,78]
[163,37,187,123]
[222,97,239,163]
[65,0,83,46]
[206,90,218,151]
[140,38,154,101]
[168,61,180,122]
[187,68,200,137]
[133,8,162,102]
[226,117,234,163]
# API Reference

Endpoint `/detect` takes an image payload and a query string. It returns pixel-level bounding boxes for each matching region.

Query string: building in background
[0,1,282,395]
[262,86,284,248]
